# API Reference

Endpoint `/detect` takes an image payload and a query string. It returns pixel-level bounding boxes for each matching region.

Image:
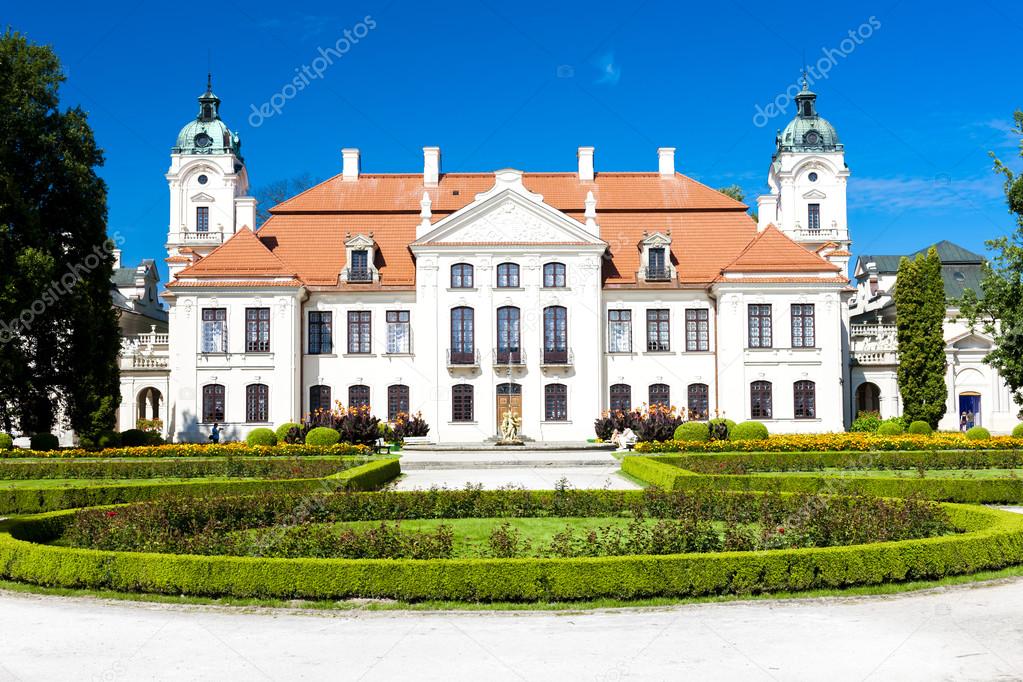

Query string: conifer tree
[895,247,948,427]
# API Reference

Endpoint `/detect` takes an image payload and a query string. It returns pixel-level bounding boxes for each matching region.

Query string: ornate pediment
[345,233,375,248]
[640,231,672,247]
[801,189,827,200]
[190,192,216,202]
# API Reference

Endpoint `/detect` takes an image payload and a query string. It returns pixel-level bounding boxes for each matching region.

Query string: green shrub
[120,429,149,447]
[966,426,991,440]
[96,431,122,448]
[730,421,768,441]
[877,420,905,436]
[673,422,710,442]
[245,428,278,446]
[907,421,933,435]
[276,423,301,442]
[1013,423,1023,438]
[306,427,340,446]
[30,434,59,451]
[850,411,883,433]
[0,434,13,451]
[707,418,735,439]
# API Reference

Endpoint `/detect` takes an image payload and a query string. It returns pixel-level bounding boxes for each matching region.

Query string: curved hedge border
[621,455,1023,504]
[0,458,399,515]
[635,433,1023,453]
[663,450,1023,473]
[0,443,372,459]
[0,456,361,480]
[0,499,1020,602]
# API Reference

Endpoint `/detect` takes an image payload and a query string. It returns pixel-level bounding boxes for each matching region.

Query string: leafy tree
[0,30,120,437]
[894,247,948,427]
[717,184,745,202]
[254,173,318,225]
[959,111,1023,417]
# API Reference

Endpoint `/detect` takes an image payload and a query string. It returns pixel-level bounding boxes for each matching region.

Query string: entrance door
[959,392,981,428]
[496,383,522,433]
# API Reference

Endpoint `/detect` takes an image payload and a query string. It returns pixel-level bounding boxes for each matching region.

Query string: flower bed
[0,443,372,459]
[635,433,1023,453]
[0,487,1020,602]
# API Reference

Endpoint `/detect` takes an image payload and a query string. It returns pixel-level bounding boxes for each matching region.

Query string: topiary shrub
[907,421,933,435]
[120,429,149,447]
[673,421,710,442]
[0,434,12,451]
[1013,423,1023,438]
[850,411,882,433]
[730,421,769,441]
[275,422,300,442]
[966,426,991,440]
[245,428,278,446]
[305,427,340,446]
[877,420,905,436]
[97,431,122,449]
[30,433,59,451]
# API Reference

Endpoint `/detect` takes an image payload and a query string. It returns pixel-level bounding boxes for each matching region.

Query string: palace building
[141,78,859,444]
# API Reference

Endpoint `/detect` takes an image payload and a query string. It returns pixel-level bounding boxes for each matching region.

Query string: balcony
[493,348,526,366]
[643,266,673,282]
[541,348,573,368]
[344,267,374,283]
[850,323,898,365]
[447,348,480,368]
[168,230,226,245]
[119,329,170,372]
[852,350,898,365]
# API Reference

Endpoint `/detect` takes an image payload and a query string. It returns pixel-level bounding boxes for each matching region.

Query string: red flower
[776,526,785,534]
[106,511,118,518]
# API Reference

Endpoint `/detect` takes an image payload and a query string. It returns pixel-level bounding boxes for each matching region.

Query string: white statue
[499,410,522,443]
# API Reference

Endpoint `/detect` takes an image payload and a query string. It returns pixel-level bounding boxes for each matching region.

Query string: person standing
[209,423,221,444]
[960,412,968,432]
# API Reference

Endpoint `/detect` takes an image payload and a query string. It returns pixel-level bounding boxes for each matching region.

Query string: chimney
[657,147,675,177]
[423,146,441,186]
[112,248,122,268]
[342,148,360,181]
[577,146,594,181]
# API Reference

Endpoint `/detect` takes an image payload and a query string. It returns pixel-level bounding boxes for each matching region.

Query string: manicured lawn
[747,468,1022,479]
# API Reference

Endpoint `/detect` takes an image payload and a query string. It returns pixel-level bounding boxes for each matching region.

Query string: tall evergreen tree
[959,112,1023,416]
[0,30,120,437]
[894,246,948,427]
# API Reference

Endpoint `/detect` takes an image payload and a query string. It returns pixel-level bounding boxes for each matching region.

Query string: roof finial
[207,71,212,92]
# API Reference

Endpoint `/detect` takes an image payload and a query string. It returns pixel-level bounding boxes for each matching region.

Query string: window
[196,206,209,233]
[309,385,331,414]
[647,247,668,279]
[751,381,773,419]
[201,308,227,353]
[202,384,225,423]
[451,263,474,288]
[387,385,409,421]
[686,309,709,352]
[807,203,820,231]
[347,311,371,354]
[609,384,631,412]
[245,308,270,353]
[608,310,632,353]
[545,384,568,421]
[308,311,332,354]
[543,306,568,363]
[543,262,566,288]
[349,384,370,409]
[791,304,815,348]
[794,380,816,419]
[748,304,773,348]
[649,383,670,407]
[496,263,520,288]
[646,309,670,352]
[246,384,269,423]
[451,385,474,422]
[450,307,475,364]
[688,383,709,420]
[496,306,521,363]
[386,311,411,354]
[349,250,370,281]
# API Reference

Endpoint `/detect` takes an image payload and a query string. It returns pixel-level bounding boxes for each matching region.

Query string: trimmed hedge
[661,450,1023,473]
[877,421,904,436]
[0,497,1020,602]
[1014,424,1023,438]
[29,434,59,451]
[276,423,301,441]
[246,428,278,446]
[0,443,371,459]
[673,422,710,442]
[0,434,12,451]
[907,421,933,435]
[0,458,400,515]
[306,427,340,446]
[0,456,363,481]
[635,433,1023,453]
[967,426,992,441]
[730,421,768,441]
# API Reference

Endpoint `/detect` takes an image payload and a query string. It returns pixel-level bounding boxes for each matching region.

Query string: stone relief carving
[442,200,565,243]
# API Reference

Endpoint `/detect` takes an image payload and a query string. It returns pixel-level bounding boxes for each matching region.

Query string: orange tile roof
[176,227,296,278]
[167,279,304,288]
[721,225,841,275]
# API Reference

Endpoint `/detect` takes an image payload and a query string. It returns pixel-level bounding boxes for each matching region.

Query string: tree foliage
[894,246,948,427]
[0,30,120,437]
[254,173,318,225]
[717,184,745,203]
[959,111,1023,417]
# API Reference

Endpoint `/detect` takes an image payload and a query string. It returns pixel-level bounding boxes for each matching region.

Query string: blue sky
[8,1,1022,280]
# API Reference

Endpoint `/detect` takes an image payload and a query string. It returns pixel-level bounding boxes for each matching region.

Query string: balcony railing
[168,231,226,245]
[493,347,525,365]
[345,267,373,283]
[643,266,672,282]
[541,348,573,367]
[851,350,898,365]
[850,323,897,338]
[447,348,480,367]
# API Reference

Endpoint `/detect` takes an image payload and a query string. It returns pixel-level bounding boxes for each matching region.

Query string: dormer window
[350,250,370,281]
[343,234,377,283]
[639,232,674,282]
[647,248,668,280]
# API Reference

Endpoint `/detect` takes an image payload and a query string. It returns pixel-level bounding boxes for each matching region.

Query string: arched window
[687,383,709,420]
[496,306,521,363]
[309,385,331,414]
[649,383,670,407]
[349,384,370,409]
[450,307,475,364]
[452,385,474,422]
[388,384,409,421]
[543,262,566,288]
[751,381,773,419]
[496,263,520,288]
[246,384,269,423]
[543,306,568,364]
[609,384,631,412]
[202,384,225,423]
[451,263,474,288]
[793,380,816,419]
[545,383,568,421]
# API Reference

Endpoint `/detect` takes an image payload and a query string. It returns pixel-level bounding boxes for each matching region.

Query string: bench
[373,438,392,454]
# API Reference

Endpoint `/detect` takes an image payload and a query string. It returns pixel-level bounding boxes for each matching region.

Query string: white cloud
[850,175,1004,210]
